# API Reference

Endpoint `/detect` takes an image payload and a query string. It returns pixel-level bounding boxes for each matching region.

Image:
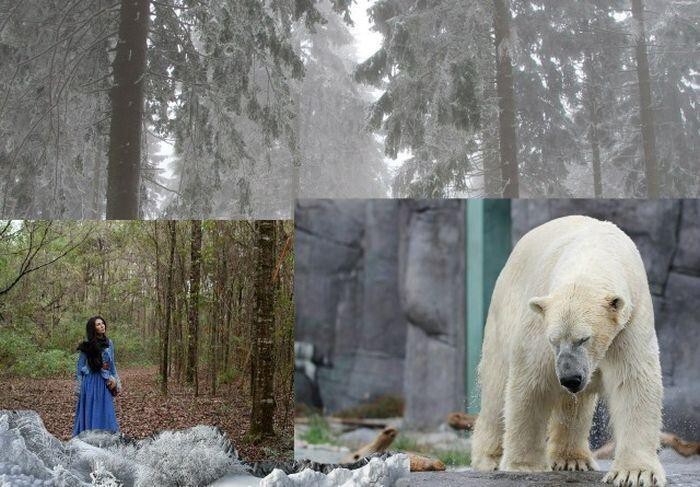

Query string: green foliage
[107,327,158,367]
[217,369,239,386]
[10,350,75,379]
[300,415,335,445]
[438,449,471,467]
[0,328,74,378]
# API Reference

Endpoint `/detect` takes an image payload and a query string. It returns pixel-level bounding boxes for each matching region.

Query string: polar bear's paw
[602,466,666,487]
[470,454,500,471]
[550,450,598,472]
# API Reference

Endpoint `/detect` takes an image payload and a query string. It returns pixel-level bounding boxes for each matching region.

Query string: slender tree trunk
[98,238,108,307]
[493,0,519,198]
[247,220,277,442]
[631,0,659,198]
[92,134,103,219]
[186,220,202,395]
[161,220,176,395]
[106,0,149,219]
[583,48,603,198]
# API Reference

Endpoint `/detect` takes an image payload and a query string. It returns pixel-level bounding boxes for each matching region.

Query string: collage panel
[0,0,698,485]
[1,0,697,221]
[0,220,295,485]
[293,199,700,485]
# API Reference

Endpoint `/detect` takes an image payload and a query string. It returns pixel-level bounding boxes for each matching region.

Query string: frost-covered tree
[1,0,356,219]
[163,0,387,217]
[357,0,699,198]
[0,0,114,218]
[356,0,488,197]
[295,1,388,198]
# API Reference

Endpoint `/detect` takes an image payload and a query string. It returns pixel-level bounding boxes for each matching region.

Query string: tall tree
[583,46,603,198]
[186,219,202,394]
[106,0,149,219]
[161,220,176,395]
[493,0,519,197]
[631,0,659,198]
[247,220,276,441]
[356,0,484,197]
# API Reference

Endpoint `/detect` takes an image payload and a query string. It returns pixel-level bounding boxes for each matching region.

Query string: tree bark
[247,220,277,441]
[92,134,103,219]
[186,220,202,395]
[161,220,176,395]
[106,0,149,219]
[493,0,519,198]
[583,48,603,198]
[631,0,659,198]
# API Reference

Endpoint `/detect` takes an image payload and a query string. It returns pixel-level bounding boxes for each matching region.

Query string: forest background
[0,220,295,461]
[1,0,696,219]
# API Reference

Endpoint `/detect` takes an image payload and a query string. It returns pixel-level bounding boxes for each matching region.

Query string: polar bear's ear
[529,296,550,316]
[606,295,631,325]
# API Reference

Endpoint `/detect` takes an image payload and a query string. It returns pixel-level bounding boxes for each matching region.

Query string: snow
[259,455,411,487]
[0,410,247,487]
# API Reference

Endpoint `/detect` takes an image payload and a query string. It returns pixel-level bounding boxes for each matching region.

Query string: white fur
[471,215,665,487]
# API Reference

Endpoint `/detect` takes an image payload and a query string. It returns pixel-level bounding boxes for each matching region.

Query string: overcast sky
[348,0,383,63]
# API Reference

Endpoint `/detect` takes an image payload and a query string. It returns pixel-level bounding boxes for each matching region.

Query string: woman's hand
[107,377,117,392]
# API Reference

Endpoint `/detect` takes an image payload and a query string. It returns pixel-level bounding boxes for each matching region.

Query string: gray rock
[655,272,700,440]
[674,199,700,275]
[512,200,681,295]
[400,201,466,429]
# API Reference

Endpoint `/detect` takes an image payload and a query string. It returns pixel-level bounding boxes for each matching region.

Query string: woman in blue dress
[73,315,121,436]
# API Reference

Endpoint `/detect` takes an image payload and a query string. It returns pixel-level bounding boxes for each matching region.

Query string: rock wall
[399,201,465,429]
[295,200,466,428]
[512,200,700,440]
[295,200,406,413]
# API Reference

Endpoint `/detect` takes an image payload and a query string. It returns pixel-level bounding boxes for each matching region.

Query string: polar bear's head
[528,283,631,394]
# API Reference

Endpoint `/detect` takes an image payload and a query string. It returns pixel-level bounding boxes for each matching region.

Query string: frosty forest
[0,220,295,461]
[0,0,698,218]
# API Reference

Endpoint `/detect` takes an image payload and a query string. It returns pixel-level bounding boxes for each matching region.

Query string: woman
[73,315,121,436]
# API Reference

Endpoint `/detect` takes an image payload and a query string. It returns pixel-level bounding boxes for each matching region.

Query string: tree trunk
[186,220,202,395]
[161,220,176,395]
[92,134,103,219]
[106,0,149,219]
[493,0,519,198]
[631,0,659,198]
[583,48,603,198]
[247,220,277,442]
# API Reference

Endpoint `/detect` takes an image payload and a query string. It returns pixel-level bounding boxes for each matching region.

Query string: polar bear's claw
[602,467,665,487]
[552,457,597,472]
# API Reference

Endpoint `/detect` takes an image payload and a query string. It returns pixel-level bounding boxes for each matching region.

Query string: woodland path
[0,366,293,462]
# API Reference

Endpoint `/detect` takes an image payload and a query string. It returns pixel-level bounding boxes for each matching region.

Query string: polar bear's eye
[575,336,591,346]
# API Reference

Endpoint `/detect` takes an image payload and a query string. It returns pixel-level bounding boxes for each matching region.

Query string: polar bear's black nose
[560,374,583,393]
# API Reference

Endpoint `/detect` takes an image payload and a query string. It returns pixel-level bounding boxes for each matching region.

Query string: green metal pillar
[465,199,511,414]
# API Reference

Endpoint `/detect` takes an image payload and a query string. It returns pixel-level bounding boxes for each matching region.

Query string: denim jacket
[75,339,121,396]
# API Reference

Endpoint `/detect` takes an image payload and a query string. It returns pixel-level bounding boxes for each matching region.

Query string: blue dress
[72,339,121,436]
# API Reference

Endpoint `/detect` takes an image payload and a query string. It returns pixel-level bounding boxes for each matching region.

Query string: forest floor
[0,366,293,463]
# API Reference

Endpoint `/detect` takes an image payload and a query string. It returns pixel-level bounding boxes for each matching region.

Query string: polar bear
[471,215,665,487]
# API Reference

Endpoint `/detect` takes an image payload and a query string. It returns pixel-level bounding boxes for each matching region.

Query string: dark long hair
[77,316,108,372]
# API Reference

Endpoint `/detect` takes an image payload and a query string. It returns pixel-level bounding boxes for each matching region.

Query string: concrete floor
[411,457,700,486]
